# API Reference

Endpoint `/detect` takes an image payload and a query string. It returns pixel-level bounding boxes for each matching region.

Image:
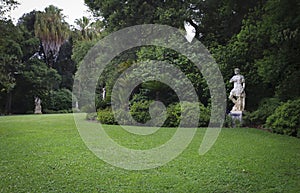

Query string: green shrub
[244,98,281,127]
[43,109,73,114]
[96,101,210,128]
[224,114,233,128]
[165,102,210,127]
[97,108,118,125]
[130,100,152,124]
[265,99,300,137]
[130,100,168,126]
[165,103,181,127]
[198,103,210,127]
[96,99,110,110]
[97,100,154,126]
[114,109,133,125]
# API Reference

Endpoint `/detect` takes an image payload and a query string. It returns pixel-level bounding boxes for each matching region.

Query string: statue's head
[234,68,240,74]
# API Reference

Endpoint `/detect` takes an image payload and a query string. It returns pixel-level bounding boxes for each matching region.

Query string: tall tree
[73,16,103,40]
[85,0,261,45]
[34,5,69,67]
[252,0,300,101]
[74,16,90,40]
[12,58,61,113]
[0,19,23,113]
[213,0,300,110]
[184,0,262,47]
[17,11,41,62]
[84,0,187,31]
[0,0,19,20]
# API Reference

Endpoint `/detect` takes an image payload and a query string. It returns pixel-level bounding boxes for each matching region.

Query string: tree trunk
[187,19,200,40]
[155,91,159,101]
[5,92,12,114]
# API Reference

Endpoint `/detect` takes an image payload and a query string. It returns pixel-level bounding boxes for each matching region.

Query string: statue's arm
[242,76,245,92]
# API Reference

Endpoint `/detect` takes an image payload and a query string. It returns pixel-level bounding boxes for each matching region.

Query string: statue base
[230,111,243,127]
[34,106,42,114]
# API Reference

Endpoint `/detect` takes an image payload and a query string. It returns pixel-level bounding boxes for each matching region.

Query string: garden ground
[0,114,299,192]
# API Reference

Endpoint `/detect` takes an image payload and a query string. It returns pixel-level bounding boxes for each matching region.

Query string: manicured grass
[0,114,299,192]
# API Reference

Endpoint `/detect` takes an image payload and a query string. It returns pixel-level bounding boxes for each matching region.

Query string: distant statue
[102,87,106,100]
[34,97,42,114]
[75,101,79,109]
[229,68,246,112]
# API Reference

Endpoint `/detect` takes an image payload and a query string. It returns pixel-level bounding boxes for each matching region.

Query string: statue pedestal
[230,111,243,127]
[34,105,42,114]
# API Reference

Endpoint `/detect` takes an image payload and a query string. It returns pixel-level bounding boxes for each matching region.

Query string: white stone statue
[34,97,42,114]
[75,101,79,109]
[102,87,106,100]
[229,68,246,112]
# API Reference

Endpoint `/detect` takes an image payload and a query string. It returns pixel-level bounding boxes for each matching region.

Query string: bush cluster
[265,99,300,137]
[242,98,300,138]
[164,102,210,127]
[130,100,152,124]
[96,101,210,127]
[96,97,300,138]
[243,98,281,127]
[97,108,117,125]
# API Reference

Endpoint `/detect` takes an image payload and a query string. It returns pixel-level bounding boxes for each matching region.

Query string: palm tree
[74,16,90,40]
[34,5,69,67]
[74,16,102,40]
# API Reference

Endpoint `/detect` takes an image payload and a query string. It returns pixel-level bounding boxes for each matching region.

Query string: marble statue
[102,87,106,100]
[75,101,79,109]
[229,68,245,112]
[34,97,42,114]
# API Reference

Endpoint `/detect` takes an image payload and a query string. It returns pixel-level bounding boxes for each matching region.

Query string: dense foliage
[97,101,210,128]
[83,0,299,131]
[0,0,299,136]
[165,102,210,127]
[0,5,77,114]
[244,98,282,127]
[265,99,300,137]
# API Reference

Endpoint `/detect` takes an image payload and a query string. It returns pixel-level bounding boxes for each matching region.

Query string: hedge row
[96,101,210,127]
[96,98,300,138]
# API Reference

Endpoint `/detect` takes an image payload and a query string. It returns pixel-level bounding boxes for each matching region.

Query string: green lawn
[0,114,299,192]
